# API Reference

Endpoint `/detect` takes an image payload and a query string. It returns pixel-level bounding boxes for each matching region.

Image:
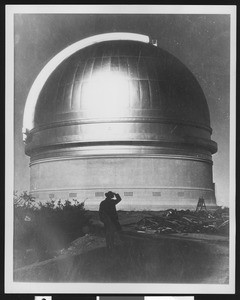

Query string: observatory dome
[23,33,217,210]
[24,39,217,159]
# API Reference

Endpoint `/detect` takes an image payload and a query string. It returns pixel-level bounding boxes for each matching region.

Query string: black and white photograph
[5,5,236,294]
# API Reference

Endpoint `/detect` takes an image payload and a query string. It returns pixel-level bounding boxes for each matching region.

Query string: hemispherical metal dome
[24,36,217,159]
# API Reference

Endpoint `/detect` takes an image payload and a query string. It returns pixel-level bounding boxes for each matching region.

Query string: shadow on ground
[14,233,228,283]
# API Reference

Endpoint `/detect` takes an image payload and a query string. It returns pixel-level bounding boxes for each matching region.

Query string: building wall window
[124,192,133,196]
[95,192,104,197]
[178,191,184,197]
[152,191,161,196]
[69,192,77,198]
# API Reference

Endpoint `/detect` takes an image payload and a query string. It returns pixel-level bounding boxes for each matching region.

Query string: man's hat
[105,191,114,198]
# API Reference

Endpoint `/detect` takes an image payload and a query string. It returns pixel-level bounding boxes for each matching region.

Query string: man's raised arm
[114,193,122,204]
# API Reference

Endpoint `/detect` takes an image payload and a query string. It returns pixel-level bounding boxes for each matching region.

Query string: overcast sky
[13,11,231,206]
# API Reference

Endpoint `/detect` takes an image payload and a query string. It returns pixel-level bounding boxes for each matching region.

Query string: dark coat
[99,194,122,231]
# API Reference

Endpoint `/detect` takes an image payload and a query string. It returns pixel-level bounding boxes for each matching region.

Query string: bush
[14,191,92,266]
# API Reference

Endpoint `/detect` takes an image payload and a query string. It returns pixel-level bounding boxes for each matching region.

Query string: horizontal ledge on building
[30,187,215,193]
[29,153,213,166]
[28,116,213,135]
[26,139,217,159]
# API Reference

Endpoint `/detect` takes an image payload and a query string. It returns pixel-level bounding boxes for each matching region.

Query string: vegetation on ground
[14,191,92,268]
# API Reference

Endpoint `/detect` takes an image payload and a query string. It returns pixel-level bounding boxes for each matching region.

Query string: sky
[13,11,231,206]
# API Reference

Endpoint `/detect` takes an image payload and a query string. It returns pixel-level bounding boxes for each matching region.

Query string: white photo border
[5,4,236,294]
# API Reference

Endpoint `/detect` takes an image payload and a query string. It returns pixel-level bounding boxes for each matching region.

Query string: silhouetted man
[99,191,122,250]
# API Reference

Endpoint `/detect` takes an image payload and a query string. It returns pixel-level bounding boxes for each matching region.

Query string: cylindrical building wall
[30,155,216,210]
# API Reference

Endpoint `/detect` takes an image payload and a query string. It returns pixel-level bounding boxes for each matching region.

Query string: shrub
[14,191,92,265]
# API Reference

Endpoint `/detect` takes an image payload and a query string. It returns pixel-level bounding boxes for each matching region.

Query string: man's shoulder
[100,199,114,207]
[99,199,108,206]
